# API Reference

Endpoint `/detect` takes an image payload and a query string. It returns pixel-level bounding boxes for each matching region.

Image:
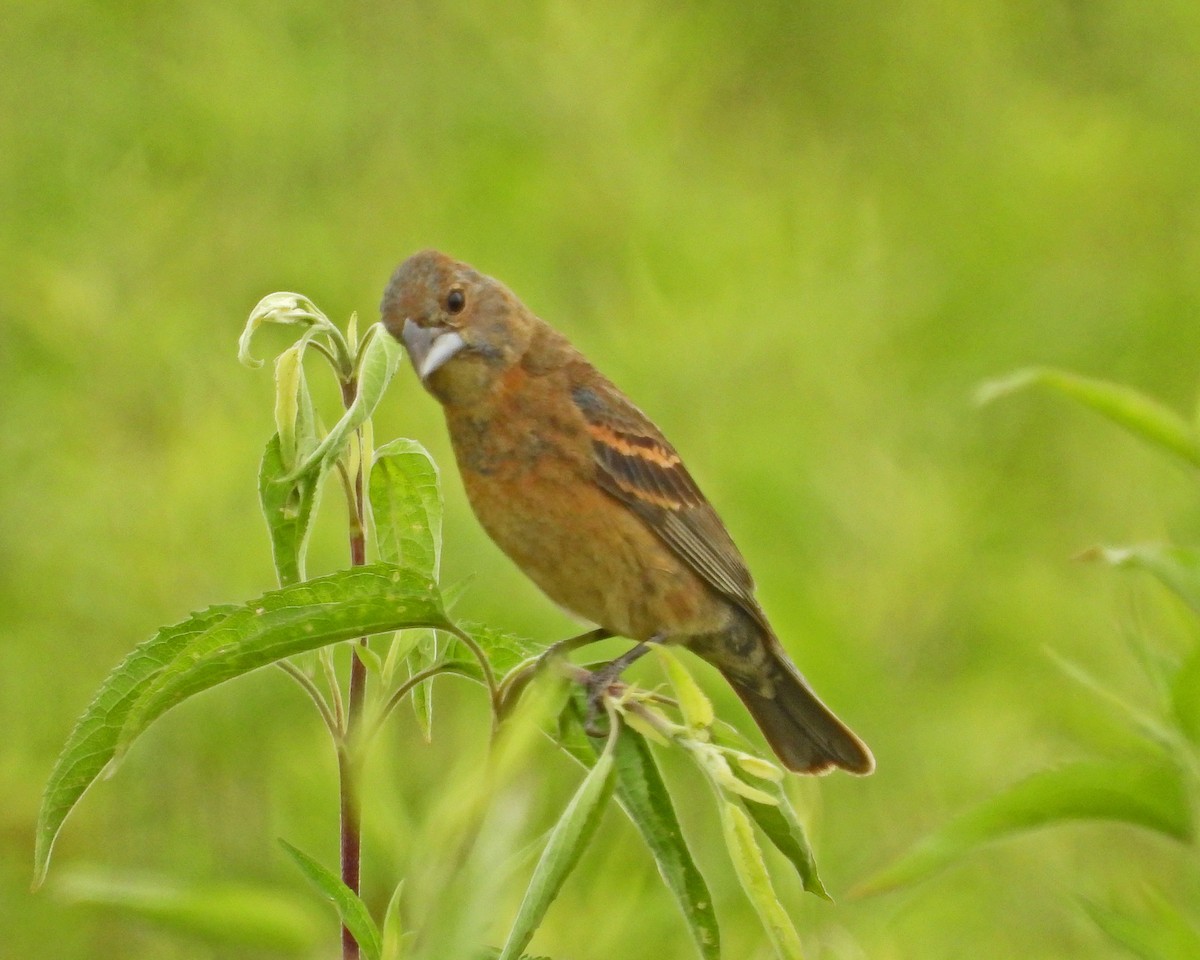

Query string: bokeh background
[4,2,1200,957]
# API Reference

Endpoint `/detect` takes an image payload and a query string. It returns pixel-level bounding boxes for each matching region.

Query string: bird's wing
[570,376,764,620]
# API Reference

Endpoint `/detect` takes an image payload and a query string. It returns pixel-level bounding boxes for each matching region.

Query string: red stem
[339,378,369,960]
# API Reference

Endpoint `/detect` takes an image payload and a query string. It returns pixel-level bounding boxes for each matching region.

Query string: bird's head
[380,250,535,406]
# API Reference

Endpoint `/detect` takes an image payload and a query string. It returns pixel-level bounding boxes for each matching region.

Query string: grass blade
[54,867,323,954]
[1079,543,1200,616]
[977,367,1200,469]
[855,759,1194,897]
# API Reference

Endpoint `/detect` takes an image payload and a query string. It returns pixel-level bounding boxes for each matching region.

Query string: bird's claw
[582,671,615,738]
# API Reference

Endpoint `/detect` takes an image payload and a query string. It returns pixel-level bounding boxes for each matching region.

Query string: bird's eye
[446,288,466,314]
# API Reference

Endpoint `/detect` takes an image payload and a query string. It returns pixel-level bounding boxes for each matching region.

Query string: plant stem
[338,744,363,960]
[339,378,370,960]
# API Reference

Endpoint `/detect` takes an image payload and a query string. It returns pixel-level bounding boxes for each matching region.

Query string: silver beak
[401,318,466,380]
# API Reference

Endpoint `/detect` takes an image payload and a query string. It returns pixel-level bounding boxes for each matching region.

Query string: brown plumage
[380,250,873,775]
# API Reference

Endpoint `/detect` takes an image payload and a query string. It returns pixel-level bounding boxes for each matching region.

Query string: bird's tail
[719,647,874,776]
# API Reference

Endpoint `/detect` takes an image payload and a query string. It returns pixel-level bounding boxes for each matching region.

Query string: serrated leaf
[855,759,1194,897]
[718,801,805,960]
[497,719,618,960]
[35,602,236,886]
[36,564,448,884]
[369,437,448,737]
[976,367,1200,469]
[456,623,544,678]
[259,434,323,588]
[1083,890,1200,960]
[281,324,403,482]
[119,565,447,752]
[279,840,382,960]
[1079,543,1200,616]
[556,696,719,959]
[54,867,324,954]
[370,438,442,581]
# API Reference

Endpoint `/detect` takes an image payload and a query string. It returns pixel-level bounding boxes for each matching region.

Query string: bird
[380,250,873,775]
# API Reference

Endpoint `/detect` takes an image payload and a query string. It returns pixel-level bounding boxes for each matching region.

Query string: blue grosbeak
[381,250,873,775]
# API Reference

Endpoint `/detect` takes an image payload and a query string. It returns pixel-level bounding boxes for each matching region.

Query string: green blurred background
[4,1,1200,957]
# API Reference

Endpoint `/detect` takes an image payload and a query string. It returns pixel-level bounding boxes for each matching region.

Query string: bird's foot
[582,640,652,737]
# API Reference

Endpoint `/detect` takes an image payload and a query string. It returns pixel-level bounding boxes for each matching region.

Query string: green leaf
[274,345,303,466]
[478,952,553,960]
[608,725,721,958]
[407,631,438,741]
[381,880,407,960]
[258,434,323,588]
[54,867,324,954]
[118,565,447,753]
[555,698,720,960]
[239,292,350,373]
[371,438,445,737]
[977,367,1200,469]
[1079,543,1200,616]
[1083,890,1200,960]
[279,840,382,960]
[370,438,443,581]
[733,770,829,900]
[718,800,805,960]
[1172,645,1200,747]
[455,623,545,678]
[655,646,714,730]
[35,602,236,886]
[855,759,1194,897]
[281,323,403,482]
[1044,647,1176,750]
[35,564,448,885]
[497,718,619,960]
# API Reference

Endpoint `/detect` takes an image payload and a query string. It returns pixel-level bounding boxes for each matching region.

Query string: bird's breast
[443,398,728,641]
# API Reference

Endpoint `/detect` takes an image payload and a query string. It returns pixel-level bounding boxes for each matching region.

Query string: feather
[570,379,764,624]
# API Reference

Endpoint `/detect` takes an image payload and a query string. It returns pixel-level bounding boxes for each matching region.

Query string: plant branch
[364,660,480,746]
[276,660,340,740]
[447,624,500,727]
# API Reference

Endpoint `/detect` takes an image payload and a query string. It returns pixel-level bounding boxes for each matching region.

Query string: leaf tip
[974,368,1041,407]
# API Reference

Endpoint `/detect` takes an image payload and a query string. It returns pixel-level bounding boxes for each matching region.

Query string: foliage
[858,370,1200,955]
[35,296,831,959]
[8,3,1200,957]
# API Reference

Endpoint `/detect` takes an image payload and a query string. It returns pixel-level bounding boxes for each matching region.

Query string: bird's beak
[401,319,466,380]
